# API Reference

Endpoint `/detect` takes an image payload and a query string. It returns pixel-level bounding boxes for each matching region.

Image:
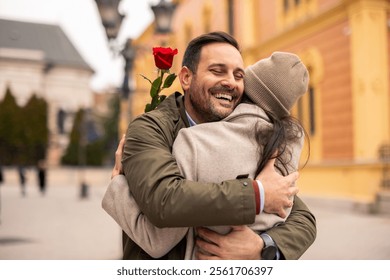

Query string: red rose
[142,46,178,112]
[153,47,178,70]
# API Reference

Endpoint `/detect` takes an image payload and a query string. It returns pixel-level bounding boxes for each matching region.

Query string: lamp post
[95,0,134,137]
[151,0,177,35]
[119,38,136,137]
[90,0,125,198]
[121,38,136,100]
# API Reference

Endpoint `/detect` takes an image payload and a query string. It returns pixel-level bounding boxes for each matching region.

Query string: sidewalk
[300,196,390,259]
[0,167,122,260]
[0,167,389,260]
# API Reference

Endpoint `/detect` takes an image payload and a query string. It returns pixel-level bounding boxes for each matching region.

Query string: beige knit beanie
[244,51,309,118]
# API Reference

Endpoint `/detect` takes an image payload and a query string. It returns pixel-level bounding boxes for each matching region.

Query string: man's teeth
[215,93,233,101]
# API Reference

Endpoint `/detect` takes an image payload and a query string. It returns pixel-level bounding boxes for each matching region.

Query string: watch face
[262,246,277,260]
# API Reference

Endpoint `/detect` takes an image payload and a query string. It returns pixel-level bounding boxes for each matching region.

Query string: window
[279,0,317,28]
[295,49,323,160]
[297,84,316,136]
[283,0,303,13]
[284,0,290,12]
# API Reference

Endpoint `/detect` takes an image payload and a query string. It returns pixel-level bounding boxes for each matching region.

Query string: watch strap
[260,233,277,260]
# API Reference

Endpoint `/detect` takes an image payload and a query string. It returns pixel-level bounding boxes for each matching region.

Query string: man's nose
[220,73,236,89]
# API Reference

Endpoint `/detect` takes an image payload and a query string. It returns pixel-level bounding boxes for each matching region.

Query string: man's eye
[211,69,223,74]
[234,73,244,80]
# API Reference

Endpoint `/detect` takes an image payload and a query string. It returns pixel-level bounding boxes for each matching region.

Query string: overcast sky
[0,0,159,91]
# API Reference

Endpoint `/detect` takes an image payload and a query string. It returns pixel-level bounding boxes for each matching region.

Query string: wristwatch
[259,233,277,260]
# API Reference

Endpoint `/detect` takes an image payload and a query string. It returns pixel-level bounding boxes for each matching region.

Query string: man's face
[182,42,245,123]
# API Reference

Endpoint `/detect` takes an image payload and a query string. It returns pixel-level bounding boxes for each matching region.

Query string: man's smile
[214,93,233,102]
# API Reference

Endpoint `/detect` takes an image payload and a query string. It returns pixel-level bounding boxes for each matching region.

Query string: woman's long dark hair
[254,109,310,176]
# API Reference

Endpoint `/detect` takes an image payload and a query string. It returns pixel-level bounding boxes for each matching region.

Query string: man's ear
[179,66,192,91]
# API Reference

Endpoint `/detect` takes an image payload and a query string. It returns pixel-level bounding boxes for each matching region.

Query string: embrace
[103,31,316,260]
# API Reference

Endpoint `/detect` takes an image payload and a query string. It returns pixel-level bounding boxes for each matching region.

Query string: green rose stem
[143,69,177,113]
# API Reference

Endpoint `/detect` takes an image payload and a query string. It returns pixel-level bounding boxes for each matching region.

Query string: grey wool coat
[102,92,316,260]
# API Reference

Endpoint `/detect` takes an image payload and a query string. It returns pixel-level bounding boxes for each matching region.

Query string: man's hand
[256,157,299,218]
[195,226,263,260]
[111,134,125,179]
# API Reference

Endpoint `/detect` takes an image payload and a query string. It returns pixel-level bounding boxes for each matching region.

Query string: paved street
[0,167,122,260]
[0,167,389,260]
[301,196,390,259]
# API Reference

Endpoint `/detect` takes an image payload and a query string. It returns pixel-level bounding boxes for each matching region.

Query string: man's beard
[188,92,227,123]
[188,84,240,123]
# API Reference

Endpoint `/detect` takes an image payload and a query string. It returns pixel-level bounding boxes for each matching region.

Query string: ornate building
[127,0,390,210]
[0,19,94,166]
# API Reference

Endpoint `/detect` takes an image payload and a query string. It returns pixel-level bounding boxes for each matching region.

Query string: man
[111,32,316,259]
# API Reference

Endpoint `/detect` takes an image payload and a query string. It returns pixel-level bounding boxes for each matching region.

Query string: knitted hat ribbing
[244,52,309,118]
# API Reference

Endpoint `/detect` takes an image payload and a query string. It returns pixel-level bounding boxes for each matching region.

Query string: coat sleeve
[102,175,188,258]
[265,195,316,260]
[122,114,257,228]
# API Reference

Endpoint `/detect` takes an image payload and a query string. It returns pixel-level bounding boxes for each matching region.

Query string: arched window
[297,83,316,136]
[293,49,323,161]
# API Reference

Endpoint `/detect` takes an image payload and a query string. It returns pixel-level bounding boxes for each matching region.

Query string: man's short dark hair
[182,31,240,73]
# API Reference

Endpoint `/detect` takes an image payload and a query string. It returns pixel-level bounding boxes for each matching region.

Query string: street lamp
[151,0,177,34]
[95,0,124,40]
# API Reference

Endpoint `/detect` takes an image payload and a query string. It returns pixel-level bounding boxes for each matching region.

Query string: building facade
[128,0,390,208]
[0,19,94,166]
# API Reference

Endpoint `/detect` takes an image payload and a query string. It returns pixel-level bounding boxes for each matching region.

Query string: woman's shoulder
[224,103,269,122]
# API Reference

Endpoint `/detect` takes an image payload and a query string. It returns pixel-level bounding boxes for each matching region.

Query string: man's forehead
[200,42,240,55]
[199,43,244,68]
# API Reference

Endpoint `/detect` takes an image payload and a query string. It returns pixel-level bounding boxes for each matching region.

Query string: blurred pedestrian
[18,165,26,196]
[37,160,47,195]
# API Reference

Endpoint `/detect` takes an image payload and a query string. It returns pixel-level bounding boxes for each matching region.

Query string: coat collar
[155,91,190,128]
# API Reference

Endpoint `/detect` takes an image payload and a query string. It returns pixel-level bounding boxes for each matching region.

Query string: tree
[0,87,24,165]
[23,94,49,163]
[0,88,48,165]
[61,109,83,165]
[61,108,105,166]
[101,94,120,165]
